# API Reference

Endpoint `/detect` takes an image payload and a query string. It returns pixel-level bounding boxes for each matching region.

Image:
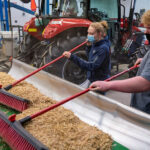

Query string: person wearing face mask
[63,21,111,89]
[90,10,150,114]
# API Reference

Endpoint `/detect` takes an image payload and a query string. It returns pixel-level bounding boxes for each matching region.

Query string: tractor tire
[62,51,87,84]
[43,35,87,84]
[128,45,150,77]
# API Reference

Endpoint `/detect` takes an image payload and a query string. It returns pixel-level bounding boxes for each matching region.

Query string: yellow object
[42,28,46,35]
[26,25,29,31]
[28,28,37,32]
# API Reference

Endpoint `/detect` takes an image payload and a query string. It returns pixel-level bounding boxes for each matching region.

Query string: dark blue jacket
[70,37,111,82]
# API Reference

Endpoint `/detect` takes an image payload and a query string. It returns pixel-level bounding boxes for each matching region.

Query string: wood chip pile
[0,72,113,150]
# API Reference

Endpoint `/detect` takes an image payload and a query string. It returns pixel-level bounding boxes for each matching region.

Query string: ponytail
[100,21,108,30]
[99,21,108,36]
[90,21,108,37]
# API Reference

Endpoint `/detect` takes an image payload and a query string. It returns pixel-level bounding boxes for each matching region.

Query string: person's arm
[90,76,150,93]
[69,48,107,71]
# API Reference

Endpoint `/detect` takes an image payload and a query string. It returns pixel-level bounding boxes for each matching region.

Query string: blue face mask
[87,35,95,42]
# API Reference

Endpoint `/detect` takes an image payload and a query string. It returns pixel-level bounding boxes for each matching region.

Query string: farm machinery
[17,0,146,84]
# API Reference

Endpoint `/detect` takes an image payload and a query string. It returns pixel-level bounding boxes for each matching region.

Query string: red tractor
[18,0,144,84]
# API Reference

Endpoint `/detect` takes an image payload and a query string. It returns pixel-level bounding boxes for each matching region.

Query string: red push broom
[0,65,139,150]
[0,41,87,112]
[0,111,49,150]
[0,87,90,150]
[0,86,29,112]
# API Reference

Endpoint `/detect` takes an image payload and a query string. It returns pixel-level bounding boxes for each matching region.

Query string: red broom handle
[31,88,90,119]
[106,65,139,81]
[17,88,90,124]
[4,41,87,90]
[16,65,139,124]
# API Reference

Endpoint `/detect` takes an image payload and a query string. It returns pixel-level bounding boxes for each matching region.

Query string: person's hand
[90,81,110,92]
[63,51,71,58]
[135,58,143,66]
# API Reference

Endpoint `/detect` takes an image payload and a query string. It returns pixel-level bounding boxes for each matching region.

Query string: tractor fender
[42,18,91,39]
[23,17,44,40]
[23,19,32,32]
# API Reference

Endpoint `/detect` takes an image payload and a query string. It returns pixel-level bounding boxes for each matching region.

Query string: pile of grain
[0,72,113,150]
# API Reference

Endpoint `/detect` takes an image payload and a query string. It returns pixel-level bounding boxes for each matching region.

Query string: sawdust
[0,72,113,150]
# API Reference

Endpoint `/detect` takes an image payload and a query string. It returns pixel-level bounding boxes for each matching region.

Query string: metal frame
[10,2,35,15]
[0,0,9,31]
[0,0,35,31]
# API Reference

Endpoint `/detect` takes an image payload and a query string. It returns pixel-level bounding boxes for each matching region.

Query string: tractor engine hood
[42,18,91,39]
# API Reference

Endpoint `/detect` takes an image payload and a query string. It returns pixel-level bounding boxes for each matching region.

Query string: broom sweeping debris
[0,65,139,149]
[0,41,87,112]
[0,111,49,150]
[0,86,29,112]
[0,88,90,150]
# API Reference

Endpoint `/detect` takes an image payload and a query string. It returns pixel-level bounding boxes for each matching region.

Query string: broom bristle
[0,111,49,150]
[0,89,29,112]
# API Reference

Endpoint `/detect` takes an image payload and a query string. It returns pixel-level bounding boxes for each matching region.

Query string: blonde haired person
[90,10,150,114]
[100,21,109,37]
[63,21,111,91]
